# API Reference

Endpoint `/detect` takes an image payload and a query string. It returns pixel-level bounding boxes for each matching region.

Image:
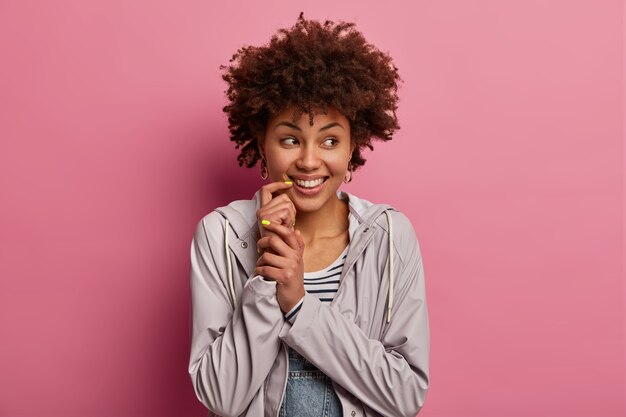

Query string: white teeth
[293,178,325,188]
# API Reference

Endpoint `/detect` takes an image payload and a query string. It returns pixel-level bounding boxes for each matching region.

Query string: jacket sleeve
[278,211,430,417]
[188,212,286,417]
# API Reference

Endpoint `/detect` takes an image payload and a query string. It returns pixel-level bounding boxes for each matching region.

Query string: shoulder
[191,211,227,250]
[196,210,227,230]
[192,196,258,246]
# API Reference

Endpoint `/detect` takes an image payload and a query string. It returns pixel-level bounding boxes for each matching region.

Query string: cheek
[328,153,351,171]
[265,153,290,171]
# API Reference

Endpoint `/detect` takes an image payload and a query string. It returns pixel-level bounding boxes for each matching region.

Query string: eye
[281,137,298,146]
[323,137,338,147]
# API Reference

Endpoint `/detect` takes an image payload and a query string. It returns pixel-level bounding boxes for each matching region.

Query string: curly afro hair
[220,12,402,171]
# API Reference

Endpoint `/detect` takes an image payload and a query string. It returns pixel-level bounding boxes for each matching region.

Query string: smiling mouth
[288,176,329,188]
[286,176,329,196]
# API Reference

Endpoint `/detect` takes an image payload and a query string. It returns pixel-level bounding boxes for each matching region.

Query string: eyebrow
[273,121,344,132]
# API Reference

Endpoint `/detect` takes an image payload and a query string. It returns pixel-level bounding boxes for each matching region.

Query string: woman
[188,13,430,417]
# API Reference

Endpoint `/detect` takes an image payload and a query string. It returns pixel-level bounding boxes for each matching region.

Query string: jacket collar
[214,189,395,280]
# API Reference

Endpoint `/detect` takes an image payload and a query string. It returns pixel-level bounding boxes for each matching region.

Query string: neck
[295,195,349,243]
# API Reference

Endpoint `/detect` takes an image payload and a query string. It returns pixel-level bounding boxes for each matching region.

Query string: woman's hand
[255,220,306,315]
[256,180,296,254]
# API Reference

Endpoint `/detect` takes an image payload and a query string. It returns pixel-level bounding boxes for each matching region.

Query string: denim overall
[279,346,343,417]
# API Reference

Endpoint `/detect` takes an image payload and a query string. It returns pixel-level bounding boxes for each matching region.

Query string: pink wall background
[0,1,623,416]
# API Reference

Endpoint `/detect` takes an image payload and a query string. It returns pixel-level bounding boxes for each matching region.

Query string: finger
[254,265,285,284]
[257,228,282,255]
[260,220,299,250]
[255,250,293,270]
[295,229,305,251]
[257,234,293,257]
[258,193,295,217]
[272,193,297,216]
[257,197,297,229]
[260,180,294,207]
[259,205,295,228]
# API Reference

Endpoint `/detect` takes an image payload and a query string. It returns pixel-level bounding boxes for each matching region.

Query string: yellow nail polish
[284,180,293,185]
[261,219,270,226]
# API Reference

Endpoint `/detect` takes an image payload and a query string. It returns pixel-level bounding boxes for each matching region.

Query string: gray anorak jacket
[188,189,430,417]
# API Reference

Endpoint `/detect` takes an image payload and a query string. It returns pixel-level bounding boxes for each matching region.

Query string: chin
[292,199,325,212]
[292,194,338,213]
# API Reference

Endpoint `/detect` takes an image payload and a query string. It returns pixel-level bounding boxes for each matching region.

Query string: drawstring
[384,210,394,323]
[223,211,394,322]
[225,219,237,308]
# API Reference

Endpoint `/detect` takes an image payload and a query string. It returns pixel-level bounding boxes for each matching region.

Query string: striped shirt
[283,244,349,323]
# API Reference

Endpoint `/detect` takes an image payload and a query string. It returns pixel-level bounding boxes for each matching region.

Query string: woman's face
[259,105,354,214]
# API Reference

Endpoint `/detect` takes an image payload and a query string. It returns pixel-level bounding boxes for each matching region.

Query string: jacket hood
[214,189,399,322]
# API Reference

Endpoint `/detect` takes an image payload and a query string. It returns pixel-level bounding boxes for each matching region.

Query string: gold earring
[343,162,353,183]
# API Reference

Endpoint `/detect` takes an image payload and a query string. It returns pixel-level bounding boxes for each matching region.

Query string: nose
[295,143,322,171]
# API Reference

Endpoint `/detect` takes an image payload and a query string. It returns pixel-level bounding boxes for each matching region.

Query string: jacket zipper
[330,224,374,309]
[275,340,289,417]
